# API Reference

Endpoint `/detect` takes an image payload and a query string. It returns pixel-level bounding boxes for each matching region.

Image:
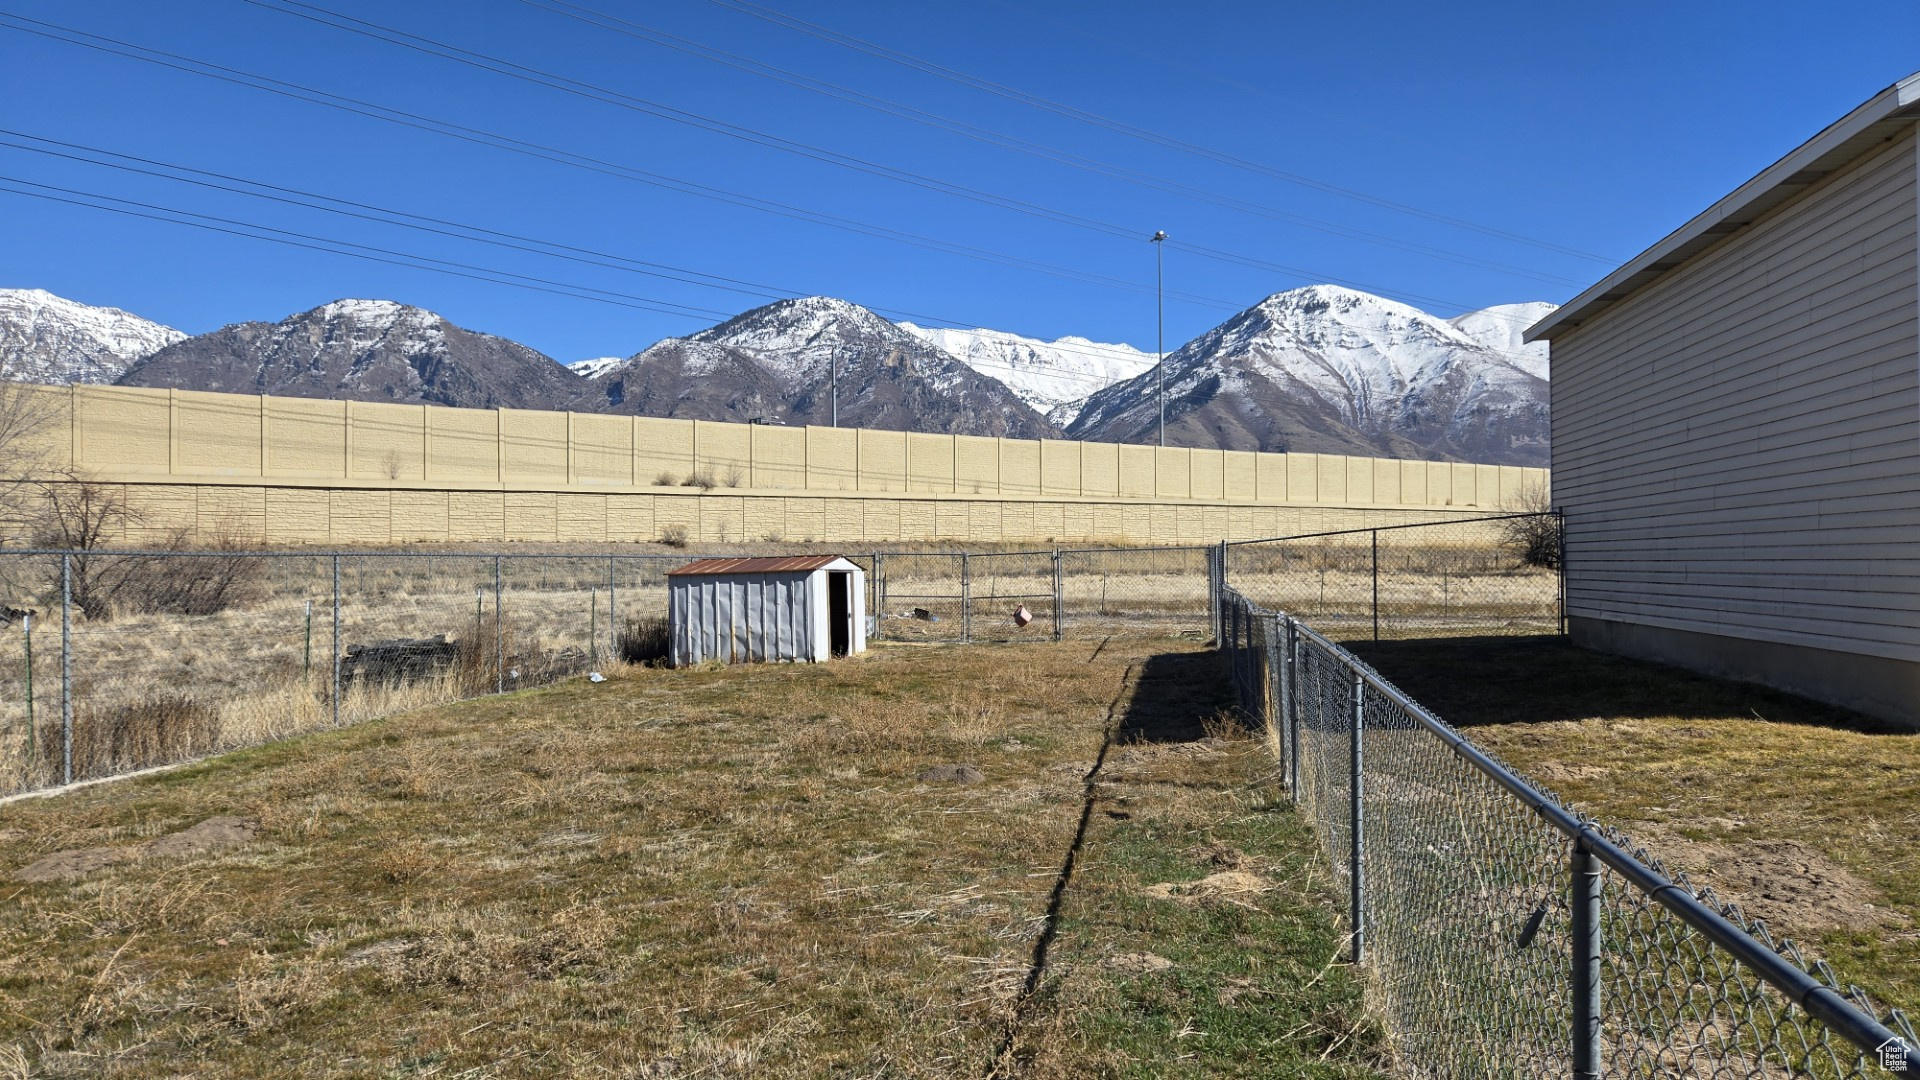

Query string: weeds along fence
[0,524,1541,800]
[1222,512,1564,641]
[0,544,1226,797]
[0,549,782,797]
[1217,587,1919,1078]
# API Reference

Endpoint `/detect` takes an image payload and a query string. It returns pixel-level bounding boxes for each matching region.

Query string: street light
[1152,230,1168,447]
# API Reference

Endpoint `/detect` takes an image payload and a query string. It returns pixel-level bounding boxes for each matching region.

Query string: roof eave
[1526,72,1920,344]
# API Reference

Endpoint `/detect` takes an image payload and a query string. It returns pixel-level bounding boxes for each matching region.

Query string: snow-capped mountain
[588,297,1058,438]
[1448,301,1557,380]
[567,356,624,379]
[1068,285,1549,466]
[117,299,584,410]
[896,323,1155,426]
[0,288,186,384]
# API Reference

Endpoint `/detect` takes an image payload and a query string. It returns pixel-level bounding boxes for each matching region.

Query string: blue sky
[3,0,1918,365]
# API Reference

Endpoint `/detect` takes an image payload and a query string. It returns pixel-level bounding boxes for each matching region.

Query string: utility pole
[831,352,838,428]
[1152,230,1168,447]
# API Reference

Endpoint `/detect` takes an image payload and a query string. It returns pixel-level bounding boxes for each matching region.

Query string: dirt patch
[14,816,259,883]
[917,764,984,784]
[145,816,257,858]
[15,846,139,883]
[1102,951,1174,975]
[1143,869,1272,904]
[1642,832,1898,935]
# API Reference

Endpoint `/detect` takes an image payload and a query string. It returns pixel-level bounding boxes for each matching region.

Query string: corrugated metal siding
[669,569,845,665]
[1552,128,1920,661]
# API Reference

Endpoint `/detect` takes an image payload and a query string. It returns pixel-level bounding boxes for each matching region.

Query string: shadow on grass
[1114,650,1227,744]
[1348,635,1908,736]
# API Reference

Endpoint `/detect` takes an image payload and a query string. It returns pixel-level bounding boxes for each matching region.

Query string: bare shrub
[723,464,745,488]
[653,470,677,487]
[54,691,223,779]
[681,470,716,492]
[1494,485,1562,570]
[659,524,690,548]
[616,615,670,666]
[35,498,267,620]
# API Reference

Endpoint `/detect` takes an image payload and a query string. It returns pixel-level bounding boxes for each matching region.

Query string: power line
[0,12,1240,312]
[1,12,1562,328]
[703,0,1617,265]
[506,0,1589,289]
[0,176,736,320]
[0,131,1173,380]
[248,0,1588,290]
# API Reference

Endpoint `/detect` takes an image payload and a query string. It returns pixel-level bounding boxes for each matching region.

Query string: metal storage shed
[666,555,867,667]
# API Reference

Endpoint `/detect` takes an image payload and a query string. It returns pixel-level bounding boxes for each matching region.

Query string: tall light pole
[1152,230,1168,447]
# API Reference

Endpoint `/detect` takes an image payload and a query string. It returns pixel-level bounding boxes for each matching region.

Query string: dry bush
[723,464,745,488]
[52,691,223,780]
[617,615,670,665]
[680,470,716,492]
[659,524,690,548]
[1496,512,1562,570]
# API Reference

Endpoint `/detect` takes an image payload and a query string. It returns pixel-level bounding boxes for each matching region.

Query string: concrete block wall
[11,383,1550,546]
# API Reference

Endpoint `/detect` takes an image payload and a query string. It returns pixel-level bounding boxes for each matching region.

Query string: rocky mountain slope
[587,297,1059,438]
[0,288,185,384]
[117,299,585,410]
[1067,286,1550,466]
[895,322,1155,426]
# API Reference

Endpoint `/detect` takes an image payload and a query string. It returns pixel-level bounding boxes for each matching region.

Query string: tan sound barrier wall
[9,384,1550,545]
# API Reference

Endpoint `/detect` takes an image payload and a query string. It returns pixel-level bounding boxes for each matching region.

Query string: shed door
[828,571,852,658]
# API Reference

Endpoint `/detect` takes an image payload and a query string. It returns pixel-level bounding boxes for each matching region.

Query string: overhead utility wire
[0,132,1161,380]
[2,12,1545,324]
[705,0,1618,265]
[0,177,737,320]
[509,0,1586,289]
[248,0,1588,291]
[0,180,1156,393]
[0,13,1233,313]
[2,15,1553,351]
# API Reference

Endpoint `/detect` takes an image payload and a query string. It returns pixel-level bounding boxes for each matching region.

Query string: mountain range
[0,285,1553,465]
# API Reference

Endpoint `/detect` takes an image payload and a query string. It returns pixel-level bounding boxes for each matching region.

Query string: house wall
[1552,127,1920,724]
[4,383,1547,546]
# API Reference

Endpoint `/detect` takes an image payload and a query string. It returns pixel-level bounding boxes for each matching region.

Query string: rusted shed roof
[667,555,849,576]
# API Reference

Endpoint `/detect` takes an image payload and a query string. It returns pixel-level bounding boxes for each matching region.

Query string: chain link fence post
[1557,508,1569,637]
[1288,621,1301,797]
[1370,529,1380,642]
[493,555,504,694]
[1572,837,1603,1079]
[330,554,341,729]
[960,552,971,645]
[59,554,72,786]
[608,554,618,660]
[1050,548,1062,642]
[1349,668,1365,965]
[1269,613,1287,786]
[872,553,885,642]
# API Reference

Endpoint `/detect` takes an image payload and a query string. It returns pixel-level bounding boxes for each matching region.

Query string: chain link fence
[1225,513,1563,641]
[1218,585,1919,1078]
[0,549,717,797]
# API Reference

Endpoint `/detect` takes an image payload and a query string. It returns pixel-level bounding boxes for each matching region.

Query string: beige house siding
[1551,128,1920,664]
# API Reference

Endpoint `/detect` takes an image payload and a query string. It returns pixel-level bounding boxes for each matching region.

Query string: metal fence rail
[1218,586,1918,1078]
[1224,512,1564,641]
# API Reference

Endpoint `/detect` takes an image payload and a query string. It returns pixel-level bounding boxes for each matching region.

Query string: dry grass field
[1350,637,1920,1015]
[0,640,1387,1079]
